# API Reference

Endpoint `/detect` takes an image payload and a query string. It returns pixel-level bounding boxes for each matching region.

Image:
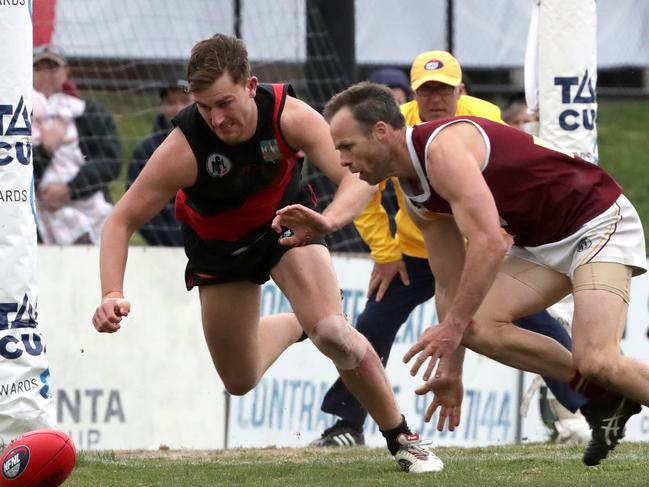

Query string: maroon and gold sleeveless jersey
[400,116,622,246]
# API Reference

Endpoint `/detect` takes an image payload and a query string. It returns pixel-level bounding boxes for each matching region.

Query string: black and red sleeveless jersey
[173,83,303,241]
[401,116,622,246]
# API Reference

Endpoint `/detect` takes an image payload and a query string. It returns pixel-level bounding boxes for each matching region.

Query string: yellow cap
[410,50,462,91]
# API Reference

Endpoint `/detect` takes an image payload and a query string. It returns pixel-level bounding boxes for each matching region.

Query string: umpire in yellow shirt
[312,51,587,447]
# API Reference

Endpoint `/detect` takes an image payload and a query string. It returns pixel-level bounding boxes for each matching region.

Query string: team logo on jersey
[259,139,282,162]
[206,153,232,178]
[424,59,444,71]
[577,237,592,252]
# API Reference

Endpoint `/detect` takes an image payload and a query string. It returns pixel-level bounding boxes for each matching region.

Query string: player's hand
[367,260,410,301]
[272,204,335,246]
[403,323,464,381]
[415,375,464,431]
[92,296,131,333]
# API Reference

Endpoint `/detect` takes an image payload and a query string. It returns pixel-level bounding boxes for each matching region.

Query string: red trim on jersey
[175,159,298,241]
[175,84,300,242]
[271,84,295,157]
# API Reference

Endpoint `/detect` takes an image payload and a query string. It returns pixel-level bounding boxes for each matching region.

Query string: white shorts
[508,194,647,278]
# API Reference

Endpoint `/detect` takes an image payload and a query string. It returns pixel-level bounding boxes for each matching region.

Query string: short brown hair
[187,34,250,92]
[324,82,406,133]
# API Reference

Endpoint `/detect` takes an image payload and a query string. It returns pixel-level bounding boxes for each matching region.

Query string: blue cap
[368,68,411,95]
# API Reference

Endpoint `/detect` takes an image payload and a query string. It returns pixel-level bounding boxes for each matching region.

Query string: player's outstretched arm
[396,205,470,429]
[416,124,507,354]
[92,128,196,333]
[273,96,377,244]
[399,210,464,371]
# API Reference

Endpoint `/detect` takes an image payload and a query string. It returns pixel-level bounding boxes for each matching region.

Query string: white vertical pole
[0,1,55,443]
[538,0,598,163]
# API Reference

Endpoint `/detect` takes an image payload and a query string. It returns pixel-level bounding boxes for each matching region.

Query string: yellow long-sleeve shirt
[354,95,504,262]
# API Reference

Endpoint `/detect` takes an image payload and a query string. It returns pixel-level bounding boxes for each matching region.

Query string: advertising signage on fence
[229,256,520,448]
[37,246,226,450]
[34,247,649,449]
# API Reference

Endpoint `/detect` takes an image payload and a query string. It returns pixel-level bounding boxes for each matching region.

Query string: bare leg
[572,289,649,406]
[258,313,303,367]
[464,262,576,382]
[462,258,649,408]
[199,283,302,395]
[414,215,579,383]
[337,349,400,428]
[272,245,402,430]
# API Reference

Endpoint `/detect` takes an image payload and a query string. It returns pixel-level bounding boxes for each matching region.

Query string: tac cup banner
[0,1,56,442]
[534,0,598,163]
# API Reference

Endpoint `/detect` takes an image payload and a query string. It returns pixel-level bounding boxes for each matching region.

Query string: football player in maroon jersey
[291,81,646,466]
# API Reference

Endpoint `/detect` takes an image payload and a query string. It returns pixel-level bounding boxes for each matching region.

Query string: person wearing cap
[368,68,412,105]
[32,44,121,244]
[126,75,193,246]
[312,50,588,447]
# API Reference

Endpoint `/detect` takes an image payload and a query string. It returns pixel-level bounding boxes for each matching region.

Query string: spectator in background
[126,75,193,246]
[502,94,537,130]
[32,45,121,244]
[368,68,412,105]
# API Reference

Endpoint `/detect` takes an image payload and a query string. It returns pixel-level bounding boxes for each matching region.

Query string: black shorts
[183,187,326,289]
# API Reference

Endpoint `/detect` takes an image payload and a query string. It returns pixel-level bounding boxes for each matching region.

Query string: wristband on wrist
[102,291,124,300]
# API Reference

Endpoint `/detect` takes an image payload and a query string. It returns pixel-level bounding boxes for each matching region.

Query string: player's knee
[462,319,500,353]
[308,314,368,370]
[574,351,620,385]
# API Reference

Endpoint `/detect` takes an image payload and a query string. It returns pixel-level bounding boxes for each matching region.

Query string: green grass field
[65,443,649,486]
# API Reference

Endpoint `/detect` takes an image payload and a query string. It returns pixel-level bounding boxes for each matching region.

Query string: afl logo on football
[577,237,592,252]
[2,446,30,480]
[206,153,232,178]
[424,59,444,70]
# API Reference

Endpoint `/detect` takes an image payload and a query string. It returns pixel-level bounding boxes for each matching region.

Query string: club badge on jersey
[205,153,233,178]
[259,139,282,163]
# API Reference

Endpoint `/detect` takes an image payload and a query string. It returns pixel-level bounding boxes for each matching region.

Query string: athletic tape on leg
[573,262,631,303]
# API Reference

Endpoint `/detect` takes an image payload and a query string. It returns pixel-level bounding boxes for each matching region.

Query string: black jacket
[126,114,183,246]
